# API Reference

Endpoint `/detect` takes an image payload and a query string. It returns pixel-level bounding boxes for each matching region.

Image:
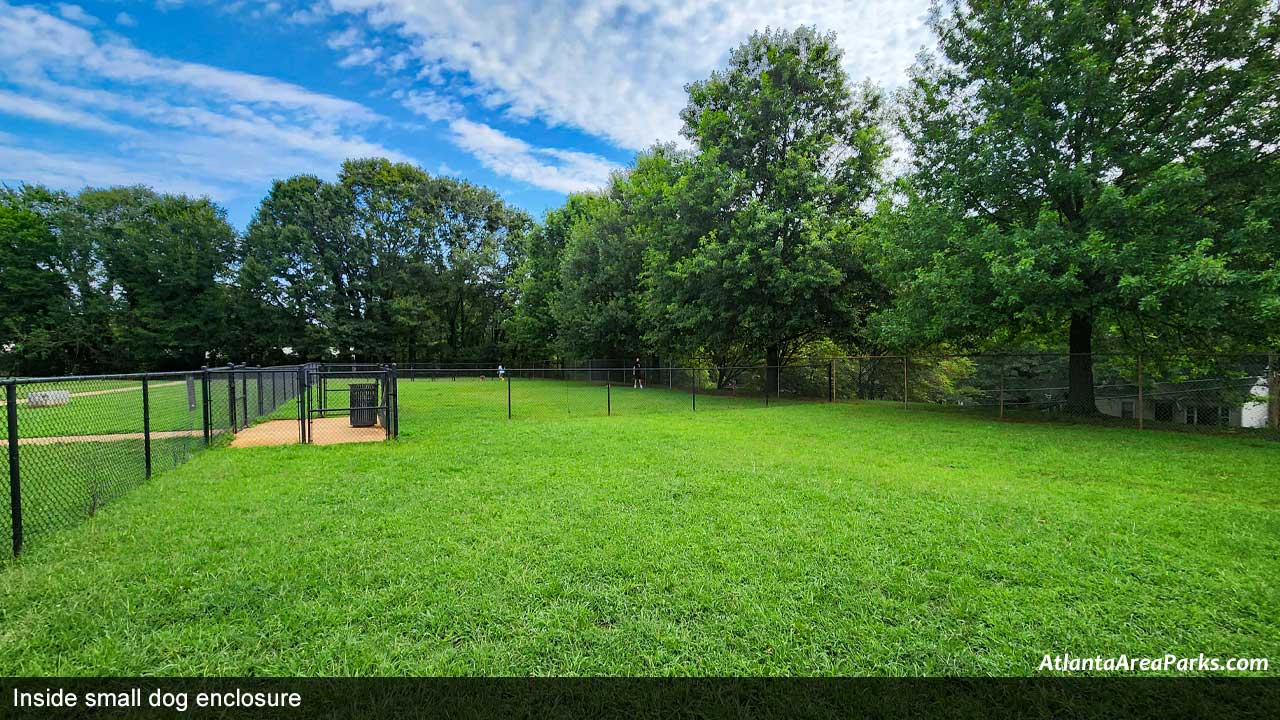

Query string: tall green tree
[629,145,760,370]
[240,159,530,364]
[552,190,649,362]
[503,195,597,363]
[875,0,1280,413]
[233,175,350,363]
[0,186,72,375]
[675,26,890,392]
[74,187,235,370]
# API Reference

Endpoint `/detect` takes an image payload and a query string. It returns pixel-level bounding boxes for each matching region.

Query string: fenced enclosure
[401,354,1277,437]
[399,364,837,421]
[829,353,1278,436]
[2,363,400,557]
[303,366,399,446]
[3,352,1274,557]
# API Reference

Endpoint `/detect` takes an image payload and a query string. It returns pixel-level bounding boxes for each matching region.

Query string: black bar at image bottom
[4,678,1277,719]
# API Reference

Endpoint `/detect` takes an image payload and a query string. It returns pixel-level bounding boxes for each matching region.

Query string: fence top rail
[825,352,1274,360]
[207,364,305,374]
[10,369,211,384]
[310,370,394,377]
[7,351,1270,385]
[454,365,834,373]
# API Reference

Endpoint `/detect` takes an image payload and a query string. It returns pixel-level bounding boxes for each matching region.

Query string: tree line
[2,160,530,375]
[3,0,1278,410]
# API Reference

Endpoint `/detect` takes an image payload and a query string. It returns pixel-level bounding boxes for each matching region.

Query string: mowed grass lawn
[0,379,1277,675]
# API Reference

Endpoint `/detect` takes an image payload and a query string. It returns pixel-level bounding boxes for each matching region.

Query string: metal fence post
[201,366,211,446]
[1136,355,1144,430]
[297,366,306,444]
[257,368,264,417]
[1270,351,1279,431]
[391,364,399,438]
[903,355,909,407]
[998,359,1006,419]
[142,373,152,479]
[507,372,512,419]
[828,360,834,402]
[6,381,21,557]
[692,369,697,411]
[240,367,248,425]
[607,383,611,416]
[227,364,238,433]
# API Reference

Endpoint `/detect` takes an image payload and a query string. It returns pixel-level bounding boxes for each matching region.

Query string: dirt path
[3,417,384,448]
[229,417,385,447]
[1,381,185,406]
[0,428,206,447]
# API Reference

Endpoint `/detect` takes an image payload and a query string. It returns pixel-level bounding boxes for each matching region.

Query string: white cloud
[395,88,463,122]
[448,118,617,194]
[0,3,379,123]
[0,88,137,134]
[0,0,405,210]
[327,26,363,49]
[394,87,613,192]
[56,3,96,25]
[115,11,137,27]
[0,142,228,198]
[287,5,328,25]
[338,46,381,67]
[321,0,934,150]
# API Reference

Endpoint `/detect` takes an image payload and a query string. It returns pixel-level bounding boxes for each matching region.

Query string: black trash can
[349,383,378,427]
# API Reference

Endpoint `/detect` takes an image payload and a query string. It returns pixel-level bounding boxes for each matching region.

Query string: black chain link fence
[3,364,308,558]
[5,353,1274,558]
[830,353,1278,437]
[396,354,1277,438]
[394,364,838,423]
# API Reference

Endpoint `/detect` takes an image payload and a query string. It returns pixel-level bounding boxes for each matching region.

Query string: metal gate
[304,365,399,444]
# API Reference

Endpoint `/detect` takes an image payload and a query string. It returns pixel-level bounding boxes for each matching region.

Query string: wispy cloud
[0,88,136,134]
[321,0,933,150]
[338,46,381,67]
[448,118,617,194]
[56,3,96,26]
[0,0,403,210]
[395,88,463,123]
[0,142,228,198]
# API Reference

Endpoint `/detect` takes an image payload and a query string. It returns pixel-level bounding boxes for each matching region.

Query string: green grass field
[0,378,1277,675]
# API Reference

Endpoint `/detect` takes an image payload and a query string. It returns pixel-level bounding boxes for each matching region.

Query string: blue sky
[0,1,933,229]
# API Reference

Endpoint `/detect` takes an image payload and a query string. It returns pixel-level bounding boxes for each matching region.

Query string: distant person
[497,364,506,381]
[633,357,644,389]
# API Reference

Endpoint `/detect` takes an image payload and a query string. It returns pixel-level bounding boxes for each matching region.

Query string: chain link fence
[398,354,1277,438]
[3,364,308,557]
[830,353,1278,437]
[5,353,1274,557]
[394,364,837,423]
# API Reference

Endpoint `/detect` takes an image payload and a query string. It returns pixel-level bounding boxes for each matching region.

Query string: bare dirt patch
[229,417,386,448]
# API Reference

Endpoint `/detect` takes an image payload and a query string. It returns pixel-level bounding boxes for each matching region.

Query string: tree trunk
[1065,312,1097,416]
[765,344,780,397]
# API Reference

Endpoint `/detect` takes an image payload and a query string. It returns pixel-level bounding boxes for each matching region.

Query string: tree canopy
[869,0,1280,412]
[3,9,1276,388]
